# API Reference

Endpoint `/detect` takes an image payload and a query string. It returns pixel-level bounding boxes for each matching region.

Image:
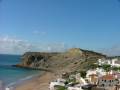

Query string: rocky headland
[16,48,106,73]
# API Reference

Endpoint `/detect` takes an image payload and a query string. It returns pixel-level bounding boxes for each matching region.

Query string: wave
[5,72,43,89]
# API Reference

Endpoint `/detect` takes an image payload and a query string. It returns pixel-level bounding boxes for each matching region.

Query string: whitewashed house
[67,84,83,90]
[111,59,120,67]
[86,68,109,85]
[96,68,106,76]
[98,59,111,65]
[98,74,119,88]
[86,69,97,78]
[98,58,120,67]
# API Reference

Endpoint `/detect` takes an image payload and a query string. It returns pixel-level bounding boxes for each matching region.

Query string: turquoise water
[0,54,40,86]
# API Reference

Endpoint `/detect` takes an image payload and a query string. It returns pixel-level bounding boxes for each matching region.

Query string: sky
[0,0,120,56]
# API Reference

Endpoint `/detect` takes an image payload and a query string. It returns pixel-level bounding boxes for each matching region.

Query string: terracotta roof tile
[100,75,115,80]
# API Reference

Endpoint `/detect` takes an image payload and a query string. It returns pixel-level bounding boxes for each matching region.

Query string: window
[109,84,111,86]
[101,84,104,87]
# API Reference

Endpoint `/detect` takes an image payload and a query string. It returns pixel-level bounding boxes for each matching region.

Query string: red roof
[100,75,115,80]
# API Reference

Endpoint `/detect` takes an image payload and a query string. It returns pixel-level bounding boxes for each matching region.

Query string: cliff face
[17,48,106,72]
[18,52,59,69]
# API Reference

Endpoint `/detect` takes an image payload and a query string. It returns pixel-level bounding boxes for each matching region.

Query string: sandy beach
[15,72,56,90]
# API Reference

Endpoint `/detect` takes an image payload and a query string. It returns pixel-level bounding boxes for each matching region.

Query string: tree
[79,70,87,78]
[118,67,120,71]
[56,86,66,90]
[112,67,119,71]
[101,64,111,72]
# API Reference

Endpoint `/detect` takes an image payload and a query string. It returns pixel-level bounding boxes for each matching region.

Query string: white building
[98,58,120,67]
[111,59,120,67]
[98,74,119,88]
[86,68,106,77]
[98,59,111,66]
[96,68,106,76]
[86,69,97,78]
[68,84,83,90]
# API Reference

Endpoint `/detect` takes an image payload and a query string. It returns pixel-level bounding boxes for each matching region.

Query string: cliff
[16,48,106,73]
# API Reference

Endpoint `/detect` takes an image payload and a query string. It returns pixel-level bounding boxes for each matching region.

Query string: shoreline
[14,72,56,90]
[5,71,45,90]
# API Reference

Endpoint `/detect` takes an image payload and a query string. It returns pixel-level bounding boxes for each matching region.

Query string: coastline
[15,72,56,90]
[5,71,45,90]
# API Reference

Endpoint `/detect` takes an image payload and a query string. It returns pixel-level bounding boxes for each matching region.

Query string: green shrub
[55,86,66,90]
[79,70,87,78]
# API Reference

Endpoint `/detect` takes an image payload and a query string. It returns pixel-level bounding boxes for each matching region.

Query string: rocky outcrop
[16,52,59,70]
[16,48,106,72]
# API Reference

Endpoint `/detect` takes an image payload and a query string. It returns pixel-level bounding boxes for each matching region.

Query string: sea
[0,54,41,88]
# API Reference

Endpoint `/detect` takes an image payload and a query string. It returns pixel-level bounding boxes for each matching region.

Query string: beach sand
[15,72,56,90]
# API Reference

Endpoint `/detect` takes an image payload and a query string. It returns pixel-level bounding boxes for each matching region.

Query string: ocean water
[0,54,41,86]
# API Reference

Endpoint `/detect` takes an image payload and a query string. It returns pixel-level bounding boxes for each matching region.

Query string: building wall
[98,79,119,87]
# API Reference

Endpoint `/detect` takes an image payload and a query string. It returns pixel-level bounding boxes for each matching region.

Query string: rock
[18,52,59,69]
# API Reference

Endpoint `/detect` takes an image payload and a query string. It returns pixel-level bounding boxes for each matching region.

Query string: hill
[16,48,106,73]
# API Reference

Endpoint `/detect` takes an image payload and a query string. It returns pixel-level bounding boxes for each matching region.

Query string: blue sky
[0,0,120,55]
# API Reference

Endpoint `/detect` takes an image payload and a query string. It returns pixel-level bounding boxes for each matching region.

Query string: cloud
[0,36,32,54]
[1,36,120,56]
[98,45,120,56]
[0,36,67,55]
